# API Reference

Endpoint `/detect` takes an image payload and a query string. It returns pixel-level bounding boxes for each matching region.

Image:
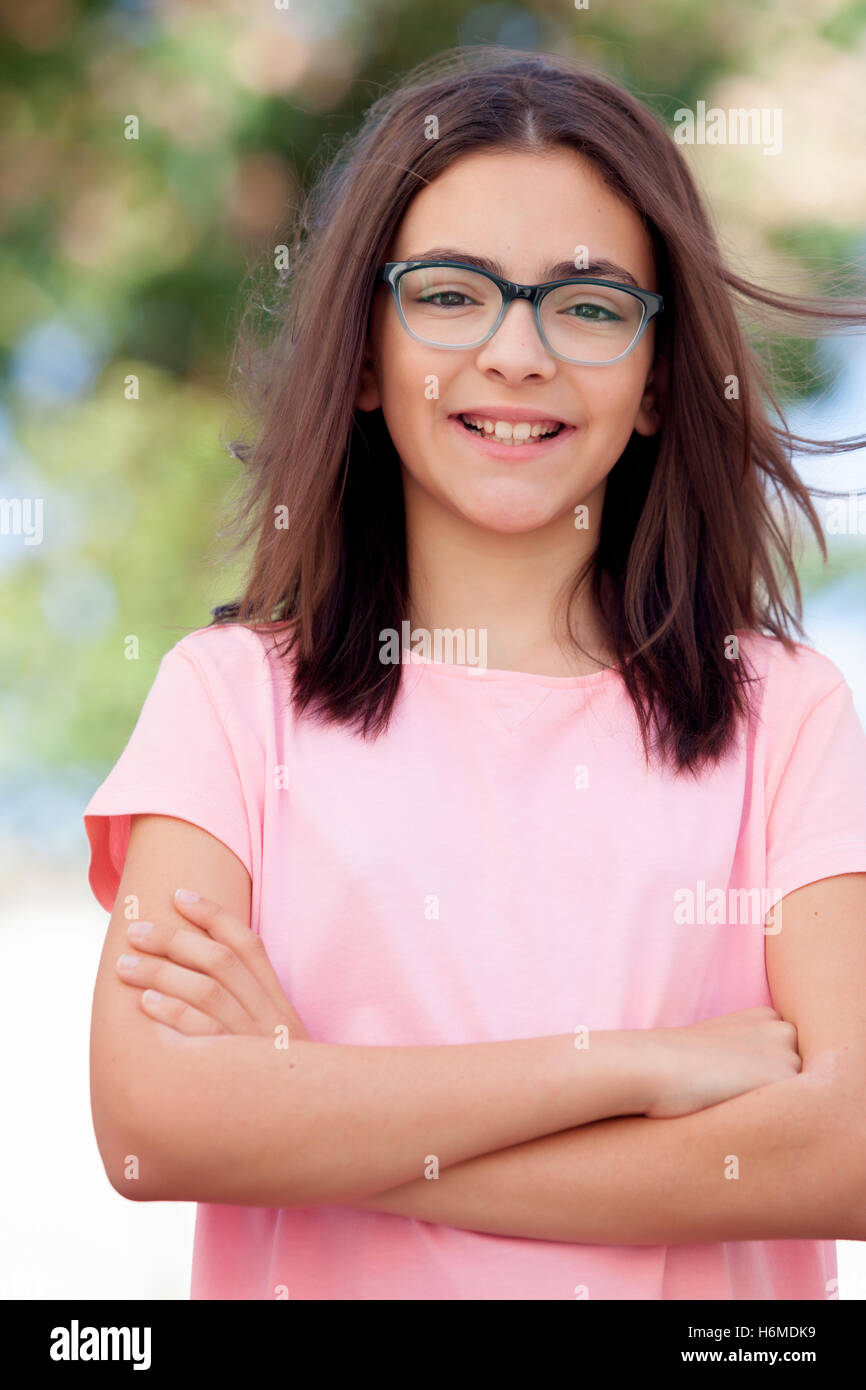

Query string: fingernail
[128,921,153,940]
[175,888,199,903]
[117,953,139,971]
[143,990,162,1005]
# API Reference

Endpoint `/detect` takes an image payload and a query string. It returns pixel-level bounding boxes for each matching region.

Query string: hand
[115,888,310,1041]
[646,1005,802,1118]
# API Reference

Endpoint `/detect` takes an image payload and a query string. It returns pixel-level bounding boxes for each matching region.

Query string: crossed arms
[90,814,866,1243]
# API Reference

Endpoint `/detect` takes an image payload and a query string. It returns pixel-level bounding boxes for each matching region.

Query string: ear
[356,344,381,413]
[634,353,668,437]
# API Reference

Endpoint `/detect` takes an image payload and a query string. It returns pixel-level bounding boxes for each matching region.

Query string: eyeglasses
[376,260,663,366]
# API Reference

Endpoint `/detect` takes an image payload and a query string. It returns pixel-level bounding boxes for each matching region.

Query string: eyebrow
[408,247,641,288]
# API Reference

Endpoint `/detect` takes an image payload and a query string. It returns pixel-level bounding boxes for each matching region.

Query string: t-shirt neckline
[405,649,621,688]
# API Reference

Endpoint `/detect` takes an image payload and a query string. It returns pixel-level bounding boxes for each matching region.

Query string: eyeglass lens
[397,265,645,363]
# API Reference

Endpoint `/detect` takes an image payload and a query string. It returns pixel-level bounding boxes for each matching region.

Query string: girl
[85,47,866,1300]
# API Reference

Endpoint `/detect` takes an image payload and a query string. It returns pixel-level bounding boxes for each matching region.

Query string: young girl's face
[357,145,661,536]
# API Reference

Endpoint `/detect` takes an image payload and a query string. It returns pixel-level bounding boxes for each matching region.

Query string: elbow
[91,1088,175,1203]
[95,1123,172,1203]
[845,1129,866,1241]
[91,1033,204,1202]
[814,1106,866,1240]
[794,1061,866,1239]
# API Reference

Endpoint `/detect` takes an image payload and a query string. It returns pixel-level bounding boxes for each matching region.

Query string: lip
[452,405,571,425]
[447,413,578,461]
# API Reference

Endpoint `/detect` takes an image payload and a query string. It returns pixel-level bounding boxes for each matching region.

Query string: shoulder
[735,628,848,703]
[733,628,854,750]
[158,623,298,742]
[167,622,295,693]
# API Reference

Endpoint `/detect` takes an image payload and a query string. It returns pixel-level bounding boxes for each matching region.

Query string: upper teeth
[461,414,562,441]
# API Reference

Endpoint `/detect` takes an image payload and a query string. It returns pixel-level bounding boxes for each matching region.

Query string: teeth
[460,414,563,443]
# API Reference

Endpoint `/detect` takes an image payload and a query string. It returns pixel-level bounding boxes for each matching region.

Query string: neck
[402,476,615,677]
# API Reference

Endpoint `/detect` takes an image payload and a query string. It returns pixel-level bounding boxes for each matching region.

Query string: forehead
[391,146,656,290]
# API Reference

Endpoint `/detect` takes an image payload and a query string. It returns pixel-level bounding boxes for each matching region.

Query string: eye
[400,266,497,312]
[416,289,478,308]
[564,300,623,322]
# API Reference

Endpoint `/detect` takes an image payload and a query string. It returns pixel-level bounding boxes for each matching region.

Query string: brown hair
[211,45,866,775]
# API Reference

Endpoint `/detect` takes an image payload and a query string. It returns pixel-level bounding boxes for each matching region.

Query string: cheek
[379,330,427,420]
[582,361,650,430]
[380,344,451,456]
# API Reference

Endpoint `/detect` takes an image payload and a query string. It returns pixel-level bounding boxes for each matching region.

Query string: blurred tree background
[1,0,865,852]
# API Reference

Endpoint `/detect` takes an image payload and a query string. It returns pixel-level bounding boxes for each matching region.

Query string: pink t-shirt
[83,622,866,1300]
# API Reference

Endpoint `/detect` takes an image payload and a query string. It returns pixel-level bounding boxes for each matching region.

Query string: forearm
[349,1061,865,1243]
[120,1027,658,1206]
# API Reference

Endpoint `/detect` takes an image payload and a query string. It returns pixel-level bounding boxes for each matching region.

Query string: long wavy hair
[209,45,865,775]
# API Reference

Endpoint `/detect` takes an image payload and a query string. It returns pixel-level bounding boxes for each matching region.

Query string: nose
[475,297,555,378]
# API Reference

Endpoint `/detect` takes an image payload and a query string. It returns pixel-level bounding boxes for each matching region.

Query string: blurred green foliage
[819,0,866,48]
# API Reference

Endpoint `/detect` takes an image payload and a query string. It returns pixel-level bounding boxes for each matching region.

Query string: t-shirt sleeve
[83,640,255,914]
[765,663,866,903]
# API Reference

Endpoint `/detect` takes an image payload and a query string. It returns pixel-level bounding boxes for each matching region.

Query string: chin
[454,493,562,534]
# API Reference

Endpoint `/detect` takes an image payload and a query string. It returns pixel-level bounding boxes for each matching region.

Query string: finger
[116,951,251,1033]
[139,988,227,1036]
[172,889,293,1015]
[125,918,275,1024]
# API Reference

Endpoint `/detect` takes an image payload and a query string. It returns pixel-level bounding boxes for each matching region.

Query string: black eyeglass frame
[376,260,664,366]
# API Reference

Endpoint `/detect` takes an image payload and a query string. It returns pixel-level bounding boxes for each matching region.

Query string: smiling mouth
[455,414,567,445]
